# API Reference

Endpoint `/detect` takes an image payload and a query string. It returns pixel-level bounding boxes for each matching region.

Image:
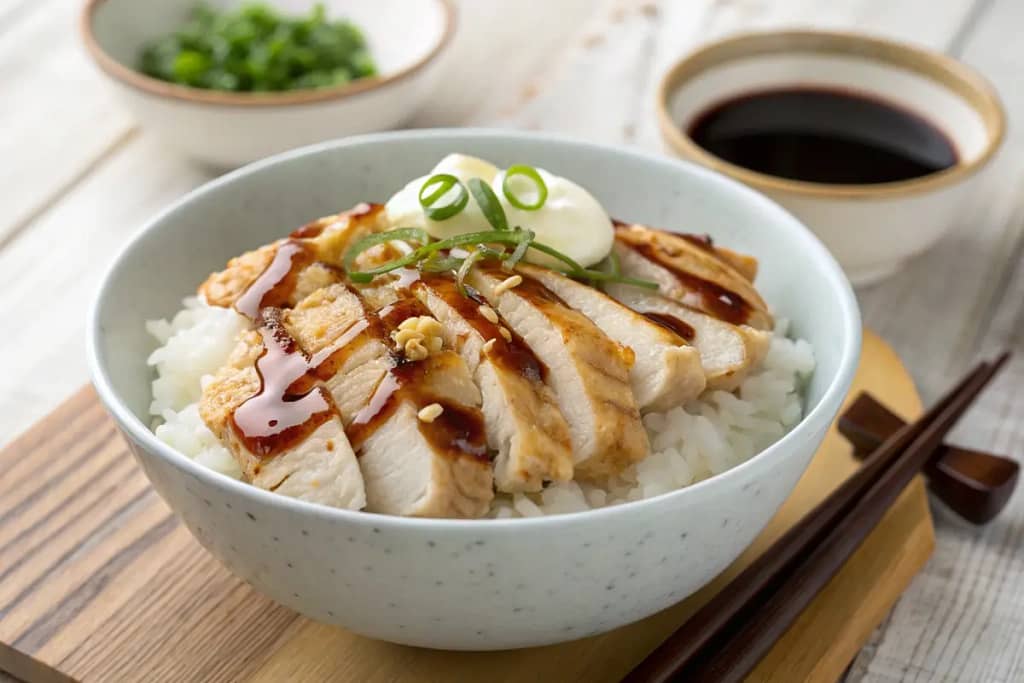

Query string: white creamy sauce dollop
[384,153,614,268]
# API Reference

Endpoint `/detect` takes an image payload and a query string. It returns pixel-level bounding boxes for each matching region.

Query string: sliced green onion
[505,229,533,268]
[347,251,422,283]
[343,227,430,273]
[573,268,659,290]
[467,178,508,231]
[420,253,463,273]
[524,240,584,273]
[502,165,548,211]
[456,248,487,296]
[607,249,621,277]
[419,174,468,221]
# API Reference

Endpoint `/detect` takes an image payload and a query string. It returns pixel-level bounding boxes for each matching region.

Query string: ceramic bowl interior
[89,130,860,649]
[86,0,451,103]
[659,31,1004,198]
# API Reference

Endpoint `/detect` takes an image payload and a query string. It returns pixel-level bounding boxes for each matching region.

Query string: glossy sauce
[417,273,548,384]
[289,202,378,239]
[622,240,754,326]
[642,311,696,341]
[688,87,958,184]
[346,295,489,461]
[235,240,314,319]
[230,310,337,459]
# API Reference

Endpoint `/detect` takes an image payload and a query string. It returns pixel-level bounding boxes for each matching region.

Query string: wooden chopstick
[624,352,1010,683]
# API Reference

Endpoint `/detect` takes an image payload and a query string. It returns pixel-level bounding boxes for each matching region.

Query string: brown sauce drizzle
[642,311,696,341]
[230,309,338,459]
[289,202,378,239]
[621,240,755,326]
[418,273,548,384]
[345,292,490,462]
[235,240,315,319]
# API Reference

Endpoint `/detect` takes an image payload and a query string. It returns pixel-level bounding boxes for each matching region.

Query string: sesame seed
[493,275,523,296]
[482,338,496,353]
[478,305,499,324]
[499,326,512,342]
[418,403,444,423]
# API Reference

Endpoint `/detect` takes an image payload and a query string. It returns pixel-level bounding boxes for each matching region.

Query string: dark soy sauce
[688,87,958,184]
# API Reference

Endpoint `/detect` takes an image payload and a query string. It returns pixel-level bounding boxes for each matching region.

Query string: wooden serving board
[0,331,933,683]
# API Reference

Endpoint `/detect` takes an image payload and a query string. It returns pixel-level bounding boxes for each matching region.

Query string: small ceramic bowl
[88,129,860,650]
[657,31,1005,286]
[81,0,454,168]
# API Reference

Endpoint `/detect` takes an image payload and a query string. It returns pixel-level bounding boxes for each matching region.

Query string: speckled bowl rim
[80,0,456,108]
[657,30,1006,200]
[87,128,861,529]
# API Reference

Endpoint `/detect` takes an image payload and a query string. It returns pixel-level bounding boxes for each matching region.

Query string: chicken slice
[614,225,773,330]
[409,272,574,492]
[199,321,366,510]
[517,263,706,412]
[285,284,494,518]
[199,203,385,311]
[605,282,770,391]
[467,266,649,481]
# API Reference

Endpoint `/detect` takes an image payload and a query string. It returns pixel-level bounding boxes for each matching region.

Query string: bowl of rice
[88,129,860,650]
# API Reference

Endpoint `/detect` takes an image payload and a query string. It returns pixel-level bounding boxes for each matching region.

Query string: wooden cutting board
[0,330,933,683]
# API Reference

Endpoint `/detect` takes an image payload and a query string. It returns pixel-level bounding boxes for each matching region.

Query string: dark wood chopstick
[624,352,1010,683]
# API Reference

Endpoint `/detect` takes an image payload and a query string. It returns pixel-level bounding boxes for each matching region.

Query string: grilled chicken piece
[200,203,385,310]
[667,232,759,282]
[518,263,706,412]
[605,282,770,391]
[467,266,649,481]
[199,325,367,509]
[285,284,494,518]
[410,273,574,492]
[614,225,773,331]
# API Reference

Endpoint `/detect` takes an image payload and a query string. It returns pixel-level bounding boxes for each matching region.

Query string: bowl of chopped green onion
[81,0,455,167]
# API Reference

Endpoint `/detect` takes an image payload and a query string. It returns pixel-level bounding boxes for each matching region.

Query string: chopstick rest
[840,393,1019,524]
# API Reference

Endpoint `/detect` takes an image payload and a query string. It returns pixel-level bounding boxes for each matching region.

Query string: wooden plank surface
[0,332,932,683]
[1,0,1021,679]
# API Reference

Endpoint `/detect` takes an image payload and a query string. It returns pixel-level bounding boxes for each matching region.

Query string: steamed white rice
[147,298,815,516]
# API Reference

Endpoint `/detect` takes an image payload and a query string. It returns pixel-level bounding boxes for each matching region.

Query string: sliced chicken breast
[467,266,649,481]
[614,224,773,330]
[517,263,706,411]
[605,281,770,391]
[285,284,494,518]
[200,203,385,312]
[199,319,366,510]
[409,272,575,492]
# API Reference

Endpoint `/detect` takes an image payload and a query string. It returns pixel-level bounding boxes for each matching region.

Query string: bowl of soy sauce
[657,31,1005,286]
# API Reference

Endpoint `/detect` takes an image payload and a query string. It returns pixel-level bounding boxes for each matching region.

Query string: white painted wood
[0,0,1020,680]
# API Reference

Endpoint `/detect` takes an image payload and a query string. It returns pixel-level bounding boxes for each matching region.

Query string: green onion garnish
[502,165,549,211]
[506,229,532,268]
[524,240,584,273]
[343,227,429,274]
[467,178,508,231]
[456,248,487,296]
[419,174,469,221]
[607,248,622,277]
[342,225,656,291]
[573,268,659,290]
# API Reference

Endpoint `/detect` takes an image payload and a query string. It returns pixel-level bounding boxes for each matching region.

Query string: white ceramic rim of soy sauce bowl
[86,127,861,533]
[657,29,1006,200]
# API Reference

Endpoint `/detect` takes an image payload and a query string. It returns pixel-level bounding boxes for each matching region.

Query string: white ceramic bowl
[658,31,1005,286]
[81,0,454,168]
[88,129,860,650]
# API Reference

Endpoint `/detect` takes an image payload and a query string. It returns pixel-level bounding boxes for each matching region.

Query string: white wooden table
[1,0,1021,680]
